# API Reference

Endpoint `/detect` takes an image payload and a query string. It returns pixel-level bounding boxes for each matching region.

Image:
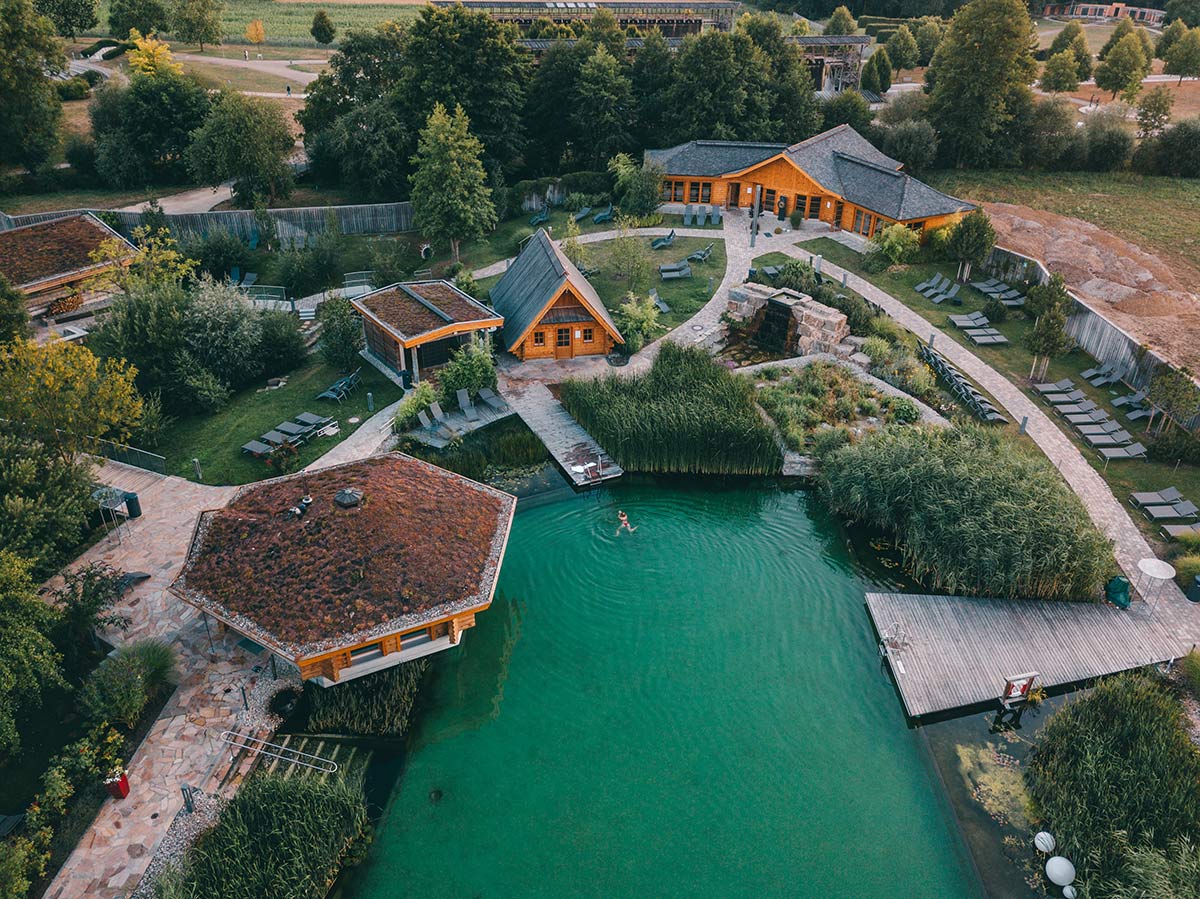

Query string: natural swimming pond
[342,481,983,897]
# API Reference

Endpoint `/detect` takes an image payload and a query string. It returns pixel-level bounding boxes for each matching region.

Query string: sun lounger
[969,277,1001,292]
[1143,500,1200,521]
[478,387,508,413]
[1099,441,1147,461]
[529,206,550,226]
[930,283,961,305]
[992,289,1022,302]
[593,204,613,225]
[650,289,670,314]
[456,388,480,423]
[914,273,941,293]
[276,420,315,439]
[761,265,781,279]
[430,401,460,436]
[1113,389,1147,408]
[416,409,448,438]
[230,266,242,286]
[1084,429,1133,448]
[1065,410,1110,425]
[687,242,715,263]
[1034,378,1075,395]
[980,281,1011,296]
[1043,389,1087,405]
[241,439,273,456]
[1131,486,1183,508]
[573,206,592,222]
[241,272,258,288]
[965,328,1008,345]
[918,274,950,298]
[650,230,676,250]
[661,264,692,281]
[1125,406,1153,421]
[1077,420,1123,436]
[713,205,723,226]
[683,205,695,226]
[295,411,333,427]
[1080,362,1111,381]
[1163,523,1200,540]
[659,259,689,274]
[1089,367,1123,388]
[260,430,288,446]
[999,296,1025,308]
[949,313,988,328]
[1055,400,1100,416]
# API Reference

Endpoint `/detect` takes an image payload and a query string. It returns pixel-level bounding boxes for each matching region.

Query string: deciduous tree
[297,22,406,137]
[608,153,662,217]
[1095,32,1149,100]
[409,103,496,262]
[946,208,995,281]
[310,9,335,45]
[1040,49,1080,93]
[1023,273,1073,379]
[1168,0,1200,26]
[914,19,944,66]
[187,92,295,204]
[316,298,364,372]
[822,88,874,132]
[126,27,182,76]
[630,28,674,150]
[322,96,410,199]
[34,0,97,38]
[1136,85,1175,136]
[0,0,65,171]
[825,5,857,35]
[862,47,893,92]
[1048,20,1092,80]
[0,552,65,754]
[886,25,919,70]
[667,31,773,141]
[0,276,30,344]
[172,0,222,50]
[883,119,938,173]
[1157,18,1188,58]
[108,0,169,37]
[1099,16,1153,61]
[244,17,263,43]
[1166,28,1200,84]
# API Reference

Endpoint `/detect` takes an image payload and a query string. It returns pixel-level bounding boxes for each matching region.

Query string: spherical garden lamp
[1034,832,1056,854]
[1046,856,1076,887]
[1063,886,1078,899]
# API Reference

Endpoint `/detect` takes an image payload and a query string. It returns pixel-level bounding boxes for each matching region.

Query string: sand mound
[985,202,1200,372]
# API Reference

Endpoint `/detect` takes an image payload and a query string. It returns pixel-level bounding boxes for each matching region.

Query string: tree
[886,25,919,70]
[1084,107,1134,170]
[0,276,30,344]
[244,17,263,44]
[947,209,995,281]
[108,0,169,36]
[1137,85,1175,136]
[825,5,857,35]
[914,19,944,66]
[822,89,874,132]
[572,45,631,169]
[310,9,335,45]
[90,226,197,294]
[172,0,222,50]
[737,12,822,143]
[50,562,129,670]
[1023,273,1073,379]
[614,292,659,354]
[1148,368,1200,433]
[1166,28,1200,84]
[862,47,893,93]
[608,153,663,217]
[926,0,1039,168]
[1040,49,1080,93]
[883,119,938,173]
[1153,116,1200,176]
[296,22,407,137]
[559,217,590,271]
[0,430,93,579]
[667,31,773,142]
[1095,32,1149,100]
[1099,16,1153,61]
[1157,18,1189,58]
[0,552,65,754]
[870,222,921,265]
[522,39,585,173]
[316,298,364,372]
[631,28,674,150]
[127,27,182,76]
[0,339,142,461]
[1167,0,1200,26]
[610,216,650,287]
[409,103,496,263]
[1048,20,1093,80]
[1023,97,1077,168]
[34,0,97,38]
[0,0,64,172]
[323,96,410,199]
[188,92,295,204]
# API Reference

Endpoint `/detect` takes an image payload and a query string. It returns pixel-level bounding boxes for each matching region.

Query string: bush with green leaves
[1026,672,1200,887]
[870,222,921,266]
[615,292,659,354]
[185,231,250,282]
[317,298,365,373]
[1176,555,1200,590]
[883,394,920,424]
[156,773,369,899]
[80,638,177,731]
[559,343,781,475]
[819,425,1114,600]
[393,381,437,431]
[439,339,497,405]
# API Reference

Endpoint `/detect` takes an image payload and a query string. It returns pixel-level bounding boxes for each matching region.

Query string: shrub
[117,639,177,694]
[861,335,892,364]
[559,343,781,475]
[64,135,98,178]
[884,395,920,424]
[258,311,308,376]
[1180,650,1200,697]
[1176,555,1200,589]
[317,298,364,372]
[819,425,1114,600]
[80,654,148,730]
[393,381,437,431]
[174,349,230,413]
[1025,672,1200,883]
[131,390,173,449]
[615,291,659,354]
[1149,428,1200,465]
[982,296,1009,323]
[185,231,250,282]
[438,339,497,405]
[1175,532,1200,556]
[926,225,953,259]
[866,315,902,343]
[297,659,427,736]
[55,77,91,102]
[810,425,852,459]
[870,222,921,266]
[789,209,804,229]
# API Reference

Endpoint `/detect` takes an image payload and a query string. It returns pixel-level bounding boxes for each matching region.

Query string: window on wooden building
[853,209,863,232]
[701,182,712,203]
[673,181,684,202]
[533,331,545,347]
[582,328,594,343]
[688,182,700,203]
[661,180,673,201]
[557,328,571,347]
[763,189,776,212]
[808,196,821,218]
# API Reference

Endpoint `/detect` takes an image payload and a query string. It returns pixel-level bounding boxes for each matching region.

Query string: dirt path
[985,201,1200,373]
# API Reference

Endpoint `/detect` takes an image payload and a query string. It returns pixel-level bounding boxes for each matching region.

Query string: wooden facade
[295,611,479,683]
[510,284,619,361]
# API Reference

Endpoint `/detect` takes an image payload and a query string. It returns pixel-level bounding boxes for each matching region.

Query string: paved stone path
[777,242,1191,617]
[304,397,403,471]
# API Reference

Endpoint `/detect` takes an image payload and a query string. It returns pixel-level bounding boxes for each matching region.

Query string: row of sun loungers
[1130,487,1200,540]
[415,388,511,440]
[968,278,1027,308]
[917,341,1007,423]
[913,273,962,305]
[947,310,1011,345]
[241,411,336,456]
[317,368,362,403]
[658,243,714,280]
[683,205,722,227]
[1033,377,1152,461]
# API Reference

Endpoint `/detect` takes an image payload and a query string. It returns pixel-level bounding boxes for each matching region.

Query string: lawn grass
[924,170,1200,278]
[584,235,726,331]
[751,251,793,269]
[159,357,403,485]
[801,236,1200,549]
[170,43,334,60]
[0,186,169,216]
[456,208,637,274]
[179,59,309,92]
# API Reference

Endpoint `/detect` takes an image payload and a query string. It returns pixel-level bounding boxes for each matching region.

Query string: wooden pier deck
[502,381,623,488]
[865,592,1192,718]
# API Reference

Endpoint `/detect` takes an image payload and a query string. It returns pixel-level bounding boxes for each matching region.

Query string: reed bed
[296,658,428,737]
[156,773,368,899]
[817,424,1114,601]
[559,343,781,476]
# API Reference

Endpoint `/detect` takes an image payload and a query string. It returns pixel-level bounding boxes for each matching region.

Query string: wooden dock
[865,592,1190,718]
[502,381,623,488]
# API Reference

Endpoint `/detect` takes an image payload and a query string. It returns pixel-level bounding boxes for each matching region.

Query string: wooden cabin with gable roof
[489,229,623,361]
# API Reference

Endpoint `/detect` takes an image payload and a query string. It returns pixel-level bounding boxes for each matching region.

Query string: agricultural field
[87,0,421,46]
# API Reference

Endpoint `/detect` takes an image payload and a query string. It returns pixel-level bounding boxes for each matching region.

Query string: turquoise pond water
[343,481,982,898]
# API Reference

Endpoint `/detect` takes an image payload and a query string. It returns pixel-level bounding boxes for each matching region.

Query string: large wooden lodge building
[647,125,974,240]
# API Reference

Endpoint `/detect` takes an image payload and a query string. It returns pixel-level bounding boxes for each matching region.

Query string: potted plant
[105,766,130,799]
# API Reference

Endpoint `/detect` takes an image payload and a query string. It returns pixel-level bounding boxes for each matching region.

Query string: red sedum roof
[171,453,516,659]
[0,214,131,293]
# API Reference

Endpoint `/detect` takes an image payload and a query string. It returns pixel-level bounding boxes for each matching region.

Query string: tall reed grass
[297,659,428,737]
[559,343,781,475]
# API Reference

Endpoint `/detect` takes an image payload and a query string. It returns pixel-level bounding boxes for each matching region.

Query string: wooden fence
[0,201,415,241]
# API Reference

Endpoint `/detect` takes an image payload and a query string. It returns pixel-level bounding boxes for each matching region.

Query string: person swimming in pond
[616,510,637,534]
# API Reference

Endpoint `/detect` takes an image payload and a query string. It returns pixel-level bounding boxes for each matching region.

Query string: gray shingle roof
[832,153,975,221]
[489,229,623,351]
[645,141,786,178]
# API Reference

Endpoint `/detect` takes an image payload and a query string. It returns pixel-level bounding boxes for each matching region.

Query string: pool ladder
[878,620,912,675]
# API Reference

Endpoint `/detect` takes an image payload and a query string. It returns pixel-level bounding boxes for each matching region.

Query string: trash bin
[1106,575,1131,609]
[123,491,142,519]
[400,369,413,390]
[1188,576,1200,604]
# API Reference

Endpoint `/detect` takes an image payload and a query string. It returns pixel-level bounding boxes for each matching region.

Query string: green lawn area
[0,186,166,216]
[924,170,1200,279]
[169,43,334,61]
[585,235,726,331]
[159,357,403,486]
[801,236,1200,549]
[179,59,308,93]
[751,251,792,269]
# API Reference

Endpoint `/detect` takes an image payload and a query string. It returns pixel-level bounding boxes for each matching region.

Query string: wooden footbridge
[501,381,623,488]
[865,592,1194,719]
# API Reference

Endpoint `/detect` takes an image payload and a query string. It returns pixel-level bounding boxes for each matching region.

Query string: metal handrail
[219,731,339,773]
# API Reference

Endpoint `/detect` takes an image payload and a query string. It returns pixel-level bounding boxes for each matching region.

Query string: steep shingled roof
[488,229,623,351]
[645,140,786,178]
[832,153,975,221]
